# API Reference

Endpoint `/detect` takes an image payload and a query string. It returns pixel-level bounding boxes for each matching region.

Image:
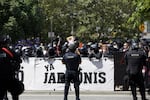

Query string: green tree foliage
[128,0,150,29]
[1,0,147,43]
[41,0,137,41]
[0,0,44,42]
[0,0,11,33]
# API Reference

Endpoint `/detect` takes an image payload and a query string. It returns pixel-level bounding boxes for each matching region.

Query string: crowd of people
[8,36,150,60]
[1,35,150,100]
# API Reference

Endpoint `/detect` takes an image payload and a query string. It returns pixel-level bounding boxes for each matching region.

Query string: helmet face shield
[131,42,139,50]
[0,35,9,47]
[0,35,11,44]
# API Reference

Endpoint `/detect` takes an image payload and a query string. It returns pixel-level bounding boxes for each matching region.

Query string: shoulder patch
[131,54,139,56]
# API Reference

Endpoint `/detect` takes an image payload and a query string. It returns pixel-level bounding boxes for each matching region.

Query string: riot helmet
[0,35,6,43]
[131,42,139,50]
[0,35,11,44]
[68,43,76,52]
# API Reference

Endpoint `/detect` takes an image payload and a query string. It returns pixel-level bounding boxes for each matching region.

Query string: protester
[120,42,130,52]
[88,42,99,60]
[62,43,82,100]
[119,42,130,90]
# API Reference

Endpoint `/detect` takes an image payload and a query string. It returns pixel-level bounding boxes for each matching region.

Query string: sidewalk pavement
[22,90,134,96]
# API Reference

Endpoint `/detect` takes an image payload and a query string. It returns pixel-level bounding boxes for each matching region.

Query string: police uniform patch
[131,54,139,56]
[66,56,75,59]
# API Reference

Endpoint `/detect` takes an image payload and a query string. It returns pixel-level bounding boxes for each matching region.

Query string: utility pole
[69,0,77,36]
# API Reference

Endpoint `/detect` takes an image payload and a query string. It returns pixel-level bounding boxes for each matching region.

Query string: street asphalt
[7,90,150,100]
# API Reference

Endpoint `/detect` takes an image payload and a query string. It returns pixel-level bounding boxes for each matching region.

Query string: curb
[22,90,132,95]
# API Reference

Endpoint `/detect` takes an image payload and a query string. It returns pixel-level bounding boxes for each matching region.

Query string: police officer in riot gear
[0,35,23,100]
[62,43,81,100]
[124,42,148,100]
